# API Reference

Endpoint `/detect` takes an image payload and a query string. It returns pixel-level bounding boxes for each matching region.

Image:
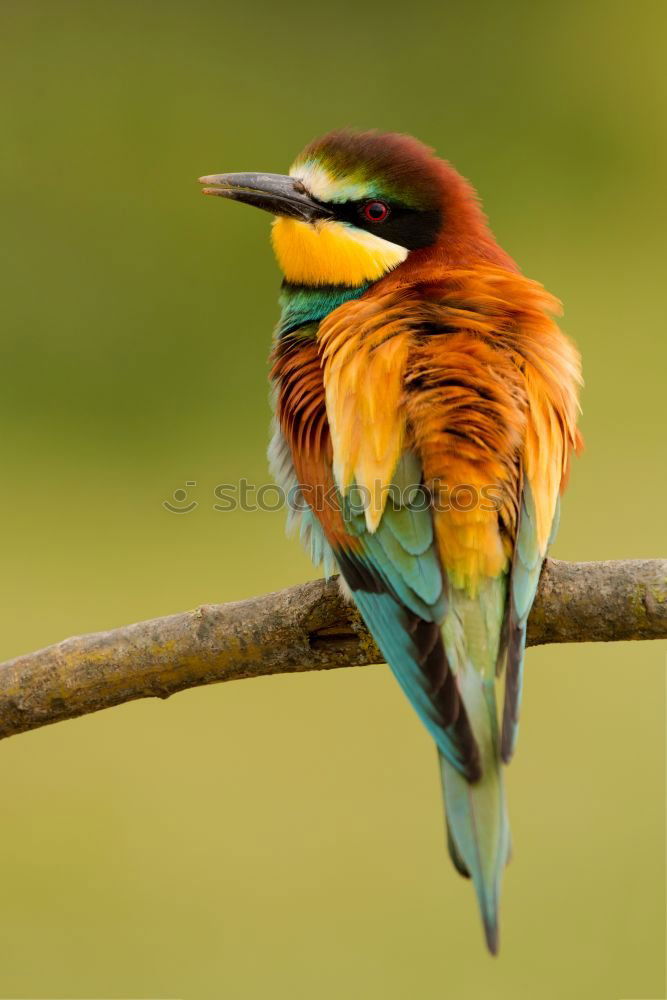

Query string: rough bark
[0,558,664,742]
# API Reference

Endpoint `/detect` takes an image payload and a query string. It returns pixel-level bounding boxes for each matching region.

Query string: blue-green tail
[440,580,511,955]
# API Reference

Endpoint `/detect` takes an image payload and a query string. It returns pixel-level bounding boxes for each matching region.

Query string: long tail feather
[440,736,509,954]
[441,581,511,955]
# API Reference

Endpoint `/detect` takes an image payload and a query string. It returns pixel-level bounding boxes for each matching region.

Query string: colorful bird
[199,130,582,953]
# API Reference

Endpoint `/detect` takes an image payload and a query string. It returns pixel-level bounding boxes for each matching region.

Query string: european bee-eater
[199,130,582,953]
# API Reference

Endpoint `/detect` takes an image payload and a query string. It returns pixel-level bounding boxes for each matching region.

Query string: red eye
[362,200,389,223]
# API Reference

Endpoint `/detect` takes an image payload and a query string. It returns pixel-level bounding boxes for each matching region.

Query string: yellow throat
[271,217,408,287]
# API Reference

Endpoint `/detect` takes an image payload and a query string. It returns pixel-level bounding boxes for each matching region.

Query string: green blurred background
[0,1,665,997]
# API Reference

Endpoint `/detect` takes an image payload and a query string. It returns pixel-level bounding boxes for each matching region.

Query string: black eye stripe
[330,199,442,251]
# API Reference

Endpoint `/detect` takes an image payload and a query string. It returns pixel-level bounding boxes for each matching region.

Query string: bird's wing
[382,266,581,767]
[336,451,482,778]
[272,326,480,779]
[501,356,581,761]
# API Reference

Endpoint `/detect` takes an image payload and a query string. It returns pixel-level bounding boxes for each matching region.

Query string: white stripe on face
[290,161,381,204]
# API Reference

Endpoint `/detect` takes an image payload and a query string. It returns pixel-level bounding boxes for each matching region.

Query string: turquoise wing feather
[338,453,479,778]
[501,480,560,762]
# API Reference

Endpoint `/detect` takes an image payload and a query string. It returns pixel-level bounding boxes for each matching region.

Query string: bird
[199,130,582,954]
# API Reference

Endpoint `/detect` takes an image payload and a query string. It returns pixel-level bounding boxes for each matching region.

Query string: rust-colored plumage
[271,336,357,550]
[276,263,581,593]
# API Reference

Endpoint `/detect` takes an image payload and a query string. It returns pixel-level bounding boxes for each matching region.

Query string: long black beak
[198,172,334,223]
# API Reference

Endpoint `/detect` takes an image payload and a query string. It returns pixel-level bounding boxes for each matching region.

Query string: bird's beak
[198,172,334,223]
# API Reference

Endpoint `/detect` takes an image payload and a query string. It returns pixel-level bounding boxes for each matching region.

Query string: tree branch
[0,558,664,742]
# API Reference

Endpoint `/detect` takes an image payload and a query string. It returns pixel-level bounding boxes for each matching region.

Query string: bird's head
[200,130,503,287]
